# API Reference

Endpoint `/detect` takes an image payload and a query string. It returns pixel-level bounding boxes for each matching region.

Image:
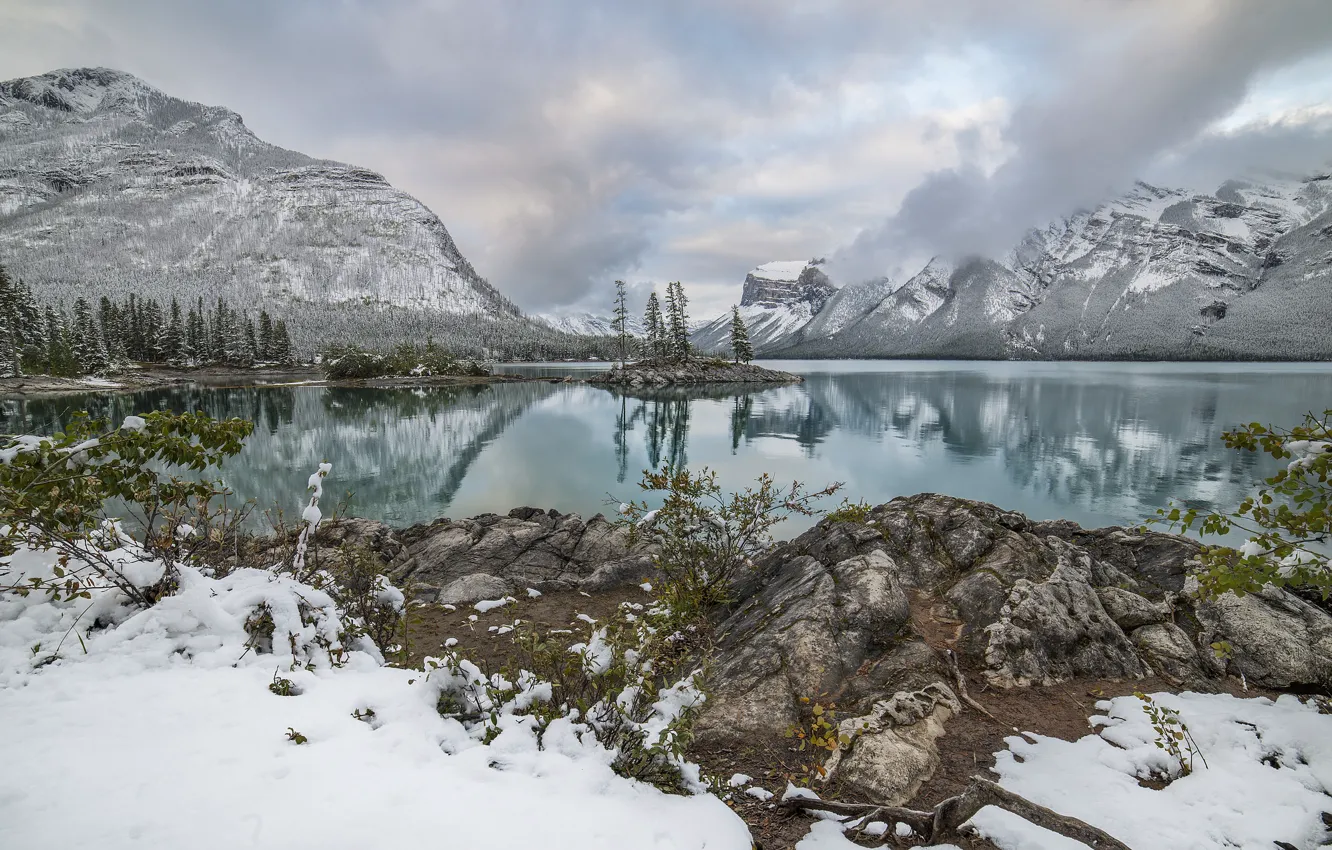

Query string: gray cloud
[2,0,1330,315]
[834,1,1332,282]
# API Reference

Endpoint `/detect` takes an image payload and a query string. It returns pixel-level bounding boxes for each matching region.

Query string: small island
[588,355,803,387]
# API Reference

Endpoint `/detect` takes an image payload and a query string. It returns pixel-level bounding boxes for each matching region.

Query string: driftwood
[782,776,1132,849]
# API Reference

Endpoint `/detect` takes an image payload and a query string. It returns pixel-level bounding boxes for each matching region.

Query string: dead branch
[946,649,1000,722]
[782,776,1132,849]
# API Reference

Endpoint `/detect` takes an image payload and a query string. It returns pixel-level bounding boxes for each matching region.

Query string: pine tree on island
[665,280,690,360]
[613,279,632,365]
[643,290,665,358]
[730,305,753,363]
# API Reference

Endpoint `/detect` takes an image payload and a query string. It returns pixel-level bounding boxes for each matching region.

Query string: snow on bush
[0,540,749,850]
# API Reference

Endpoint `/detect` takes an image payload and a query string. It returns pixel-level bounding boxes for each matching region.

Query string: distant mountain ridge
[534,311,646,338]
[693,175,1332,360]
[0,67,580,356]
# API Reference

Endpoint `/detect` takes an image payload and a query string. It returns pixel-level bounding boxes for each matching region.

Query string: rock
[587,356,803,387]
[437,573,513,606]
[825,683,962,804]
[982,554,1147,687]
[1196,586,1332,689]
[1131,623,1212,684]
[390,509,654,598]
[695,549,923,746]
[699,493,1332,759]
[1097,586,1172,630]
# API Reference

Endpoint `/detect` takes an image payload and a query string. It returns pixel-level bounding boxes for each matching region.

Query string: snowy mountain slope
[0,68,553,352]
[777,175,1332,359]
[690,260,836,353]
[535,311,646,338]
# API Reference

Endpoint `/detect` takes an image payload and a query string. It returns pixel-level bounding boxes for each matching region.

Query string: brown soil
[401,584,653,671]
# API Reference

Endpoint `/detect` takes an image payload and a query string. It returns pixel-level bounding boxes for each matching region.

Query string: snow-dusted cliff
[725,177,1332,360]
[690,260,836,354]
[0,68,551,353]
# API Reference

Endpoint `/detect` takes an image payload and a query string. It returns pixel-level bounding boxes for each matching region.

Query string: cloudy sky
[3,1,1331,318]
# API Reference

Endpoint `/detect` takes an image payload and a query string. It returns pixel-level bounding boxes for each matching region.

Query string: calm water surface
[4,361,1329,537]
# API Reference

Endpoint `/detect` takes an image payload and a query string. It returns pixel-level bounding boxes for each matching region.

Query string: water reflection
[2,362,1326,533]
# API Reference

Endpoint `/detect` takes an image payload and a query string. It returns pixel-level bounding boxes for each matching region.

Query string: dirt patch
[913,671,1277,811]
[401,584,652,671]
[687,669,1280,849]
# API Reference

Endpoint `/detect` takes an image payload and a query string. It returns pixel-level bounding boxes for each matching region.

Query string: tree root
[781,775,1132,849]
[946,649,1000,723]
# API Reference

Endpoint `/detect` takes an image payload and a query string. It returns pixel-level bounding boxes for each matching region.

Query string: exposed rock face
[588,357,803,387]
[250,507,656,604]
[696,493,1332,801]
[392,507,658,601]
[690,261,837,353]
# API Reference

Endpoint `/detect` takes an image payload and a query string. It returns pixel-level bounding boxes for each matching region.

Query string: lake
[3,361,1329,538]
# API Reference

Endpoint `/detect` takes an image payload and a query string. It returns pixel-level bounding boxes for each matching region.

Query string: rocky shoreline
[256,493,1329,845]
[588,356,803,387]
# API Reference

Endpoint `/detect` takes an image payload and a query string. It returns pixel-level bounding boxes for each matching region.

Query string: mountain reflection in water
[3,362,1326,536]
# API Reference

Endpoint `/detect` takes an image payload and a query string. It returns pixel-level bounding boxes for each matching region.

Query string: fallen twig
[782,775,1132,849]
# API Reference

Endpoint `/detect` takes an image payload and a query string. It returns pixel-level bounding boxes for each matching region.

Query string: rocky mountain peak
[740,259,837,311]
[0,67,167,116]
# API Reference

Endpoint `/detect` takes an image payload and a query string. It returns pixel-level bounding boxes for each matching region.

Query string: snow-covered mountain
[0,67,564,353]
[732,177,1332,360]
[534,311,646,338]
[691,260,837,353]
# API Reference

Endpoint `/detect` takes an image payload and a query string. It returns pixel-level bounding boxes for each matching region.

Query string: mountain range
[3,68,1328,362]
[0,67,591,358]
[693,177,1332,360]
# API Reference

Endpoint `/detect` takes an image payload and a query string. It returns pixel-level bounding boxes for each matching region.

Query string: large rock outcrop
[696,493,1332,802]
[250,507,657,604]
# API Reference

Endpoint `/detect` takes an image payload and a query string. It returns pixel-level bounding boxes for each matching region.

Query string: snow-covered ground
[2,523,1329,849]
[0,544,749,850]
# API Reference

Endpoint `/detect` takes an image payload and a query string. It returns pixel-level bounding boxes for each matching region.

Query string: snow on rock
[0,544,751,850]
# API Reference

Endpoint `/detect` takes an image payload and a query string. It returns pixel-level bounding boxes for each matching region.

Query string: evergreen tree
[15,278,44,373]
[43,306,75,376]
[258,310,274,362]
[0,265,19,377]
[643,291,665,358]
[162,299,185,366]
[243,315,258,364]
[71,298,109,375]
[271,319,293,364]
[666,281,690,359]
[142,299,164,362]
[612,279,631,365]
[729,305,753,363]
[98,296,122,364]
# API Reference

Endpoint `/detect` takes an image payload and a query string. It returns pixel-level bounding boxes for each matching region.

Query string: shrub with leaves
[785,697,853,784]
[618,466,841,616]
[424,597,710,793]
[1153,410,1331,599]
[1134,692,1206,778]
[1,411,253,607]
[826,498,873,524]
